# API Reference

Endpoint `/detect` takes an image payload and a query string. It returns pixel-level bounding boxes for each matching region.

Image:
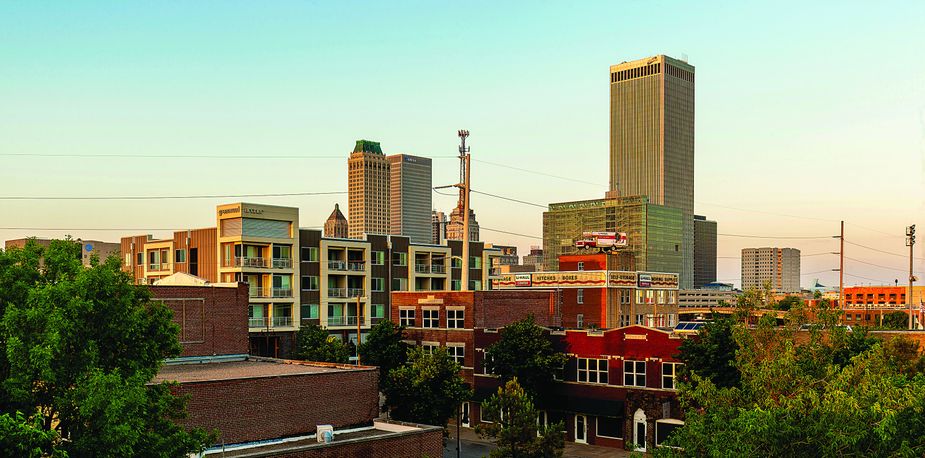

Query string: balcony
[415,264,429,273]
[148,263,172,271]
[271,288,292,298]
[431,264,446,274]
[235,257,268,268]
[328,260,347,271]
[272,258,292,269]
[249,287,267,298]
[347,261,365,272]
[328,288,347,298]
[272,316,293,327]
[249,317,267,327]
[327,316,371,327]
[347,288,365,297]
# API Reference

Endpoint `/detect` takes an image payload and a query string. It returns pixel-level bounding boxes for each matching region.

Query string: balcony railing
[328,288,347,298]
[347,288,365,297]
[328,260,346,271]
[347,261,365,271]
[235,257,268,268]
[431,265,446,274]
[271,288,292,298]
[148,263,172,271]
[327,316,371,327]
[415,264,429,273]
[249,287,266,298]
[272,316,293,327]
[272,258,292,269]
[249,317,267,327]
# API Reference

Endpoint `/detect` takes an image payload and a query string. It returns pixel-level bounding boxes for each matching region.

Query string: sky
[1,1,923,288]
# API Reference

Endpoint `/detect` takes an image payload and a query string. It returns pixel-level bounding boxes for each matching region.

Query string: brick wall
[150,283,250,358]
[250,426,444,458]
[174,367,379,445]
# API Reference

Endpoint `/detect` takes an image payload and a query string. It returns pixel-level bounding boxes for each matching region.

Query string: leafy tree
[476,378,564,458]
[676,315,740,388]
[485,315,568,398]
[357,320,408,389]
[881,311,909,329]
[0,239,213,457]
[384,347,470,431]
[0,411,65,457]
[293,323,351,363]
[775,295,802,311]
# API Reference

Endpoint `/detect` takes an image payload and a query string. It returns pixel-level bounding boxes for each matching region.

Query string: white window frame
[577,261,584,271]
[423,308,439,328]
[447,308,465,329]
[662,362,682,390]
[577,288,584,304]
[624,360,647,387]
[577,313,584,328]
[371,277,385,292]
[371,251,385,265]
[447,343,465,366]
[421,341,439,354]
[301,247,319,262]
[301,275,319,291]
[399,308,416,327]
[576,358,608,384]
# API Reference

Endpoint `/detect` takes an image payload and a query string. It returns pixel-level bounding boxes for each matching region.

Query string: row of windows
[399,308,465,328]
[574,358,681,389]
[611,63,661,83]
[420,342,465,365]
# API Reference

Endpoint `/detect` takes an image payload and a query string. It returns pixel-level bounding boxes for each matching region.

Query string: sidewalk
[448,426,632,457]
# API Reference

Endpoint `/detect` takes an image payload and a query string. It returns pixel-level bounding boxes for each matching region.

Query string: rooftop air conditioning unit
[317,425,334,444]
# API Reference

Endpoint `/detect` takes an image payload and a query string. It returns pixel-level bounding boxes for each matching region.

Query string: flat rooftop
[153,357,371,384]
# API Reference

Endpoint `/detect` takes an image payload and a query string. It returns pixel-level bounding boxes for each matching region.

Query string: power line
[844,256,909,273]
[843,272,893,284]
[480,227,542,240]
[472,159,606,187]
[0,191,346,201]
[470,190,547,209]
[0,226,324,232]
[844,241,908,258]
[718,233,833,240]
[0,152,458,160]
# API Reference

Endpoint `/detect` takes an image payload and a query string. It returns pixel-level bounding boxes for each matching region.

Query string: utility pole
[907,225,916,330]
[833,221,844,313]
[458,130,471,292]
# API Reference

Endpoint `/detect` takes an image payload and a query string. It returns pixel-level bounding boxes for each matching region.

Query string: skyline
[2,1,924,288]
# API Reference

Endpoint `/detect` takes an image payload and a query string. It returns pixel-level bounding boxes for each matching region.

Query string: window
[469,280,482,291]
[371,251,385,265]
[301,276,319,291]
[423,309,439,328]
[175,249,186,263]
[577,261,584,271]
[624,360,646,387]
[371,304,385,319]
[399,308,416,327]
[577,289,584,304]
[447,309,465,328]
[447,344,465,366]
[301,247,318,262]
[136,252,143,266]
[452,257,462,269]
[300,304,319,320]
[392,252,407,266]
[422,342,439,354]
[392,277,408,291]
[597,416,623,439]
[452,280,462,291]
[371,277,384,292]
[663,363,682,390]
[576,358,608,384]
[124,253,132,267]
[482,352,494,375]
[469,256,482,269]
[577,314,584,328]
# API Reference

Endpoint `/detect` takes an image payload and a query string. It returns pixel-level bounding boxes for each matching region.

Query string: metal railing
[347,261,365,271]
[328,288,347,298]
[249,287,266,297]
[347,288,365,297]
[235,256,268,268]
[326,316,371,327]
[414,264,429,273]
[431,264,446,274]
[272,316,293,327]
[328,260,346,270]
[271,288,292,298]
[249,317,266,327]
[272,258,292,269]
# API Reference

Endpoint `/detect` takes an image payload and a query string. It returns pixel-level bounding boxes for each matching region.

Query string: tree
[0,411,65,458]
[676,315,740,388]
[383,347,470,431]
[485,316,568,398]
[476,378,564,458]
[881,311,909,330]
[357,320,409,389]
[775,295,802,311]
[0,239,213,457]
[293,323,351,363]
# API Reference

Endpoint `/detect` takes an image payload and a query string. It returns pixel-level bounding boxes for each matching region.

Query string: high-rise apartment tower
[741,247,801,293]
[610,55,695,288]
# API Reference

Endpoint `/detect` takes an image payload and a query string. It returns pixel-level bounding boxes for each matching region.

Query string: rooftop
[153,357,372,384]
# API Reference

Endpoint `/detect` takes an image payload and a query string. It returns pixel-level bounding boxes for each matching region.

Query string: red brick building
[475,325,685,453]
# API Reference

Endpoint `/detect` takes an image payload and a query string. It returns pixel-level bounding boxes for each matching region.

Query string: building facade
[323,203,349,239]
[348,140,391,239]
[542,195,683,277]
[492,245,519,267]
[6,237,121,267]
[741,247,801,293]
[522,245,545,270]
[387,154,432,244]
[693,215,717,288]
[431,211,447,244]
[610,55,695,289]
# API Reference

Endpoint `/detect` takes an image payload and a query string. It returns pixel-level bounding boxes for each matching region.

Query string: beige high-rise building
[387,154,432,244]
[610,55,695,288]
[348,140,390,239]
[741,247,801,293]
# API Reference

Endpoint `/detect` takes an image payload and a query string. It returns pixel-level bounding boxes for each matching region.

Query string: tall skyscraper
[324,203,348,239]
[741,247,801,293]
[610,55,695,288]
[348,140,390,239]
[693,215,717,288]
[387,154,432,244]
[432,211,447,244]
[447,203,479,241]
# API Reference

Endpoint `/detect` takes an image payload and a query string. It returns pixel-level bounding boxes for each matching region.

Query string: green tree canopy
[383,347,470,431]
[0,239,212,457]
[476,378,564,458]
[676,315,741,388]
[485,315,568,398]
[881,311,909,330]
[357,320,408,389]
[293,323,351,363]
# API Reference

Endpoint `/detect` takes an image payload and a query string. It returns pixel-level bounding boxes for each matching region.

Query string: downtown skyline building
[388,154,433,244]
[741,247,801,293]
[693,215,717,288]
[348,140,391,239]
[610,55,695,288]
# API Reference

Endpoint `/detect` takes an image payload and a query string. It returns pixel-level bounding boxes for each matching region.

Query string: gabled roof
[153,272,209,286]
[326,203,347,223]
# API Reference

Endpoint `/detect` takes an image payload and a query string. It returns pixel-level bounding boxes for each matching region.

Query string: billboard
[515,274,532,287]
[637,273,652,288]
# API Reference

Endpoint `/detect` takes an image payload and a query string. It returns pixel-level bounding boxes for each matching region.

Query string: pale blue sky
[1,1,923,287]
